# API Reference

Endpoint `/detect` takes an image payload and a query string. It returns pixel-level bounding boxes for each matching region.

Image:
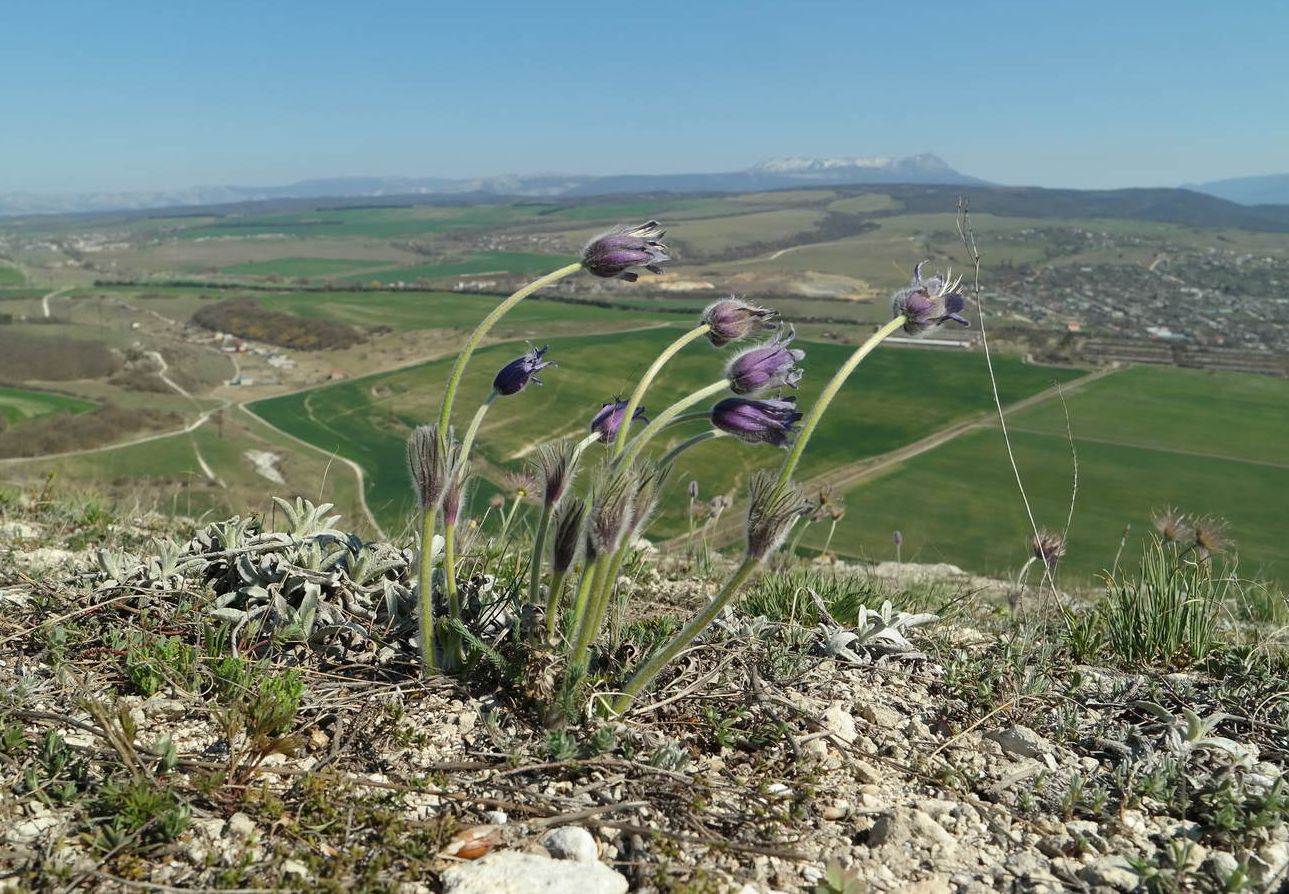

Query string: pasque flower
[701,297,778,347]
[493,345,554,396]
[1030,530,1067,570]
[582,221,670,281]
[726,327,805,395]
[891,261,970,336]
[710,397,803,447]
[589,399,648,445]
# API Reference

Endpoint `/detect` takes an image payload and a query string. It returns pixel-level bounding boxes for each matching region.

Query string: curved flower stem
[659,411,711,431]
[612,323,711,458]
[527,503,553,607]
[544,569,568,640]
[458,390,498,466]
[611,555,761,715]
[777,316,906,486]
[615,379,729,471]
[437,262,583,435]
[657,429,727,468]
[416,510,438,675]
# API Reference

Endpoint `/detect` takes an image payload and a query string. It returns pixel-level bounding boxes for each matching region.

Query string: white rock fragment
[823,702,857,744]
[985,725,1052,760]
[441,851,627,894]
[540,826,598,863]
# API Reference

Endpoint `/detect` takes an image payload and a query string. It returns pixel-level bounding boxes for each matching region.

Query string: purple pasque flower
[726,326,805,395]
[589,399,649,445]
[582,220,670,282]
[492,344,554,396]
[1030,530,1067,570]
[710,397,803,448]
[701,297,778,347]
[891,261,970,336]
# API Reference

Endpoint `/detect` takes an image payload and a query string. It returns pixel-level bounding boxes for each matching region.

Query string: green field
[220,257,390,277]
[342,252,571,284]
[804,366,1289,586]
[0,265,25,286]
[0,386,96,426]
[248,331,1082,532]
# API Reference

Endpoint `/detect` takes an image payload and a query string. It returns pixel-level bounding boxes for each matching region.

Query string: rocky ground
[1,493,1287,893]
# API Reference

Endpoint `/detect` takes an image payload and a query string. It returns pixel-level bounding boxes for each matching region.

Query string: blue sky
[1,0,1284,193]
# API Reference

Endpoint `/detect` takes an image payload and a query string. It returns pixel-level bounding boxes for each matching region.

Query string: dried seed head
[1191,515,1231,557]
[808,486,843,522]
[551,497,587,574]
[725,326,805,395]
[528,439,580,508]
[582,221,670,281]
[1153,507,1189,543]
[493,344,555,396]
[407,424,452,511]
[587,465,637,556]
[745,473,811,561]
[1030,530,1067,570]
[500,470,539,504]
[701,297,778,347]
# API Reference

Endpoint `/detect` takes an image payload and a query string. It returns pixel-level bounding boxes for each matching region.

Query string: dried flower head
[1030,530,1067,570]
[1191,515,1231,557]
[493,344,554,396]
[707,493,733,522]
[528,439,580,507]
[589,399,648,445]
[551,497,587,574]
[1153,507,1190,543]
[808,486,844,522]
[726,326,805,395]
[710,397,803,448]
[891,261,970,336]
[407,424,453,511]
[582,220,670,281]
[701,297,778,347]
[745,473,811,561]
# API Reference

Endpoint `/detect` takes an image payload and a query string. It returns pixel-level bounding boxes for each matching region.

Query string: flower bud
[701,297,778,347]
[551,498,587,574]
[582,221,670,281]
[493,345,554,396]
[745,473,811,562]
[407,424,452,511]
[589,399,648,445]
[726,326,804,395]
[710,397,803,447]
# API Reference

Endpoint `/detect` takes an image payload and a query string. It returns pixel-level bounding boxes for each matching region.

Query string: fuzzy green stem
[443,522,460,618]
[616,379,729,471]
[578,547,630,666]
[778,316,906,485]
[544,569,568,640]
[458,390,498,465]
[612,556,761,714]
[570,554,611,665]
[567,556,600,640]
[821,517,840,557]
[612,323,712,457]
[437,262,583,434]
[417,509,438,675]
[657,429,727,468]
[527,502,553,607]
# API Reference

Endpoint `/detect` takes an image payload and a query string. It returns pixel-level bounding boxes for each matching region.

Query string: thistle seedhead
[745,473,811,562]
[1153,507,1190,543]
[493,344,554,396]
[589,399,648,445]
[551,498,587,574]
[701,297,778,347]
[891,261,970,336]
[528,439,581,508]
[1030,529,1067,570]
[726,326,805,395]
[407,424,453,511]
[1191,515,1231,557]
[582,221,670,281]
[710,396,803,447]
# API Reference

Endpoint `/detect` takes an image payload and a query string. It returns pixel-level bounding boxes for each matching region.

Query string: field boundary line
[1006,426,1289,471]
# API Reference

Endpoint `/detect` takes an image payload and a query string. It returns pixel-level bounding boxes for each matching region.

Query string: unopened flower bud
[582,221,670,281]
[493,345,554,396]
[701,297,778,347]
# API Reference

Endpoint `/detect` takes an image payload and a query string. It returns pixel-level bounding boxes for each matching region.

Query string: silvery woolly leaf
[209,607,248,624]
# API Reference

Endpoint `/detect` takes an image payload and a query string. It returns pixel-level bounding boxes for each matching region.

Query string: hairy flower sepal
[590,399,648,446]
[493,345,554,396]
[726,327,804,395]
[582,221,670,281]
[891,261,970,336]
[702,297,778,347]
[711,397,802,447]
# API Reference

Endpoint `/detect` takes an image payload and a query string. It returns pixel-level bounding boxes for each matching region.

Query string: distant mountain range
[0,154,983,216]
[1187,173,1289,206]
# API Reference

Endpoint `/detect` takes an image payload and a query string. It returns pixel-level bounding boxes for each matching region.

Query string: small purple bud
[589,399,648,445]
[582,221,670,281]
[893,529,903,546]
[726,326,805,395]
[701,297,778,347]
[891,260,971,336]
[687,480,700,500]
[493,344,554,396]
[710,397,803,448]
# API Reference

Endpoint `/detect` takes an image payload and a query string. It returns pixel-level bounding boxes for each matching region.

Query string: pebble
[541,826,598,863]
[985,725,1052,759]
[823,702,857,744]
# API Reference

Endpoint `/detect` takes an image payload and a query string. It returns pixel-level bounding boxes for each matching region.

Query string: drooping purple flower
[726,326,805,395]
[701,297,778,347]
[582,221,670,282]
[893,529,904,546]
[589,399,648,445]
[687,480,700,500]
[710,397,803,448]
[1030,530,1067,570]
[891,261,971,336]
[492,344,554,396]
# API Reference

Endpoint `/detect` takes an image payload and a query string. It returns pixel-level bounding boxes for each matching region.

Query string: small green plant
[89,777,191,854]
[815,857,865,894]
[124,633,198,696]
